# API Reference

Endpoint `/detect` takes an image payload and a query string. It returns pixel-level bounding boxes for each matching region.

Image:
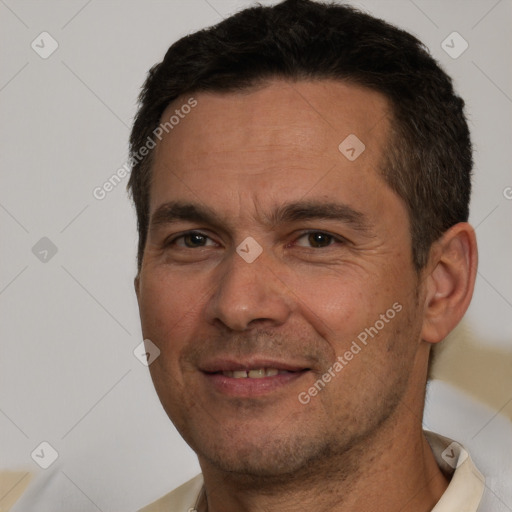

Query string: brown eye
[183,233,207,247]
[295,231,337,248]
[171,232,215,248]
[309,232,333,247]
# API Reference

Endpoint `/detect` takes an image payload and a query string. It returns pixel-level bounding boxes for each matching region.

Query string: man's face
[136,80,426,477]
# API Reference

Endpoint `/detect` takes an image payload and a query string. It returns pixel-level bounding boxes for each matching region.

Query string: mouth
[200,359,311,397]
[217,368,299,378]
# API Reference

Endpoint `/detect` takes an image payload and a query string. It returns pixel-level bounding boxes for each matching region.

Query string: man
[128,0,484,510]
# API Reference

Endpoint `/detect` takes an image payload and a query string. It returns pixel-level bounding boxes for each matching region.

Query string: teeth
[248,368,266,378]
[221,368,287,378]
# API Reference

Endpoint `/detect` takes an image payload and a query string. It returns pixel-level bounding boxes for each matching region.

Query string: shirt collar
[425,431,485,512]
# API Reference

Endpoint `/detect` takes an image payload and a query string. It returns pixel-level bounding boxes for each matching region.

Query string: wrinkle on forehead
[149,79,397,232]
[155,79,391,175]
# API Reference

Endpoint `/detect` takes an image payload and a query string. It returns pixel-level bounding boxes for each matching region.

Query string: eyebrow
[268,201,371,233]
[149,200,372,234]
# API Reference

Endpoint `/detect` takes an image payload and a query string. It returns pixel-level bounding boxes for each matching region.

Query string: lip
[203,370,309,397]
[200,357,311,398]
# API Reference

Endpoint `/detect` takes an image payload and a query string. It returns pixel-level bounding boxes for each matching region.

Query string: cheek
[283,268,393,346]
[138,271,202,352]
[138,274,205,408]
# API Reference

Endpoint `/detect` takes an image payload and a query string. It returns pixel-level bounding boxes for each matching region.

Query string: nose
[205,246,293,331]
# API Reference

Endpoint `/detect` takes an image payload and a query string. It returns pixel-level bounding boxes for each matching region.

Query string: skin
[135,79,478,512]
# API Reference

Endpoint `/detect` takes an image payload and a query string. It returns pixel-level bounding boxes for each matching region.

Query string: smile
[201,360,310,397]
[220,368,295,378]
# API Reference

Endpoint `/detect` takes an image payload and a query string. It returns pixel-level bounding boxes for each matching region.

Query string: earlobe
[421,223,477,344]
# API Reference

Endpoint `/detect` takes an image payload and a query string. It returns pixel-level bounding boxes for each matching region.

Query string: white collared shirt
[138,431,485,512]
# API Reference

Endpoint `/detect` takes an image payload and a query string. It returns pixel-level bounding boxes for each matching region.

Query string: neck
[197,413,448,512]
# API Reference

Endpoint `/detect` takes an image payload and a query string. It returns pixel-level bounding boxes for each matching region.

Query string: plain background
[1,0,511,510]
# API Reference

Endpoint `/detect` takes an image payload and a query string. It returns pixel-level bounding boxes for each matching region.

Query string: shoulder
[0,470,33,510]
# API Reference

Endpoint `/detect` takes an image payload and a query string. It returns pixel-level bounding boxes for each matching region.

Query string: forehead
[150,79,395,218]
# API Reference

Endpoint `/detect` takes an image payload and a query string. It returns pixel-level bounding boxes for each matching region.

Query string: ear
[421,222,478,344]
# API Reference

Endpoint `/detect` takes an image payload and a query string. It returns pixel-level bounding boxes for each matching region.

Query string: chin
[197,430,342,482]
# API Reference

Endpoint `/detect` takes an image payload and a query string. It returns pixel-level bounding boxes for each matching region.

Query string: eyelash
[166,230,346,249]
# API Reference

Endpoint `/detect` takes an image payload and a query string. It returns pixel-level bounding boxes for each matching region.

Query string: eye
[295,231,342,248]
[169,231,217,248]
